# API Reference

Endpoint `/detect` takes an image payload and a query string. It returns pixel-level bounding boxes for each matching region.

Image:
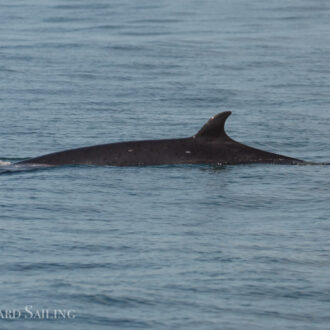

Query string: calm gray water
[1,0,330,329]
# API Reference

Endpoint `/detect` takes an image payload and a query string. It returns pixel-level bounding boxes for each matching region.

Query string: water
[1,0,330,328]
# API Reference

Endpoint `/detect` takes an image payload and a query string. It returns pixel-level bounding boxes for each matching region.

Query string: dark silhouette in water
[17,112,306,167]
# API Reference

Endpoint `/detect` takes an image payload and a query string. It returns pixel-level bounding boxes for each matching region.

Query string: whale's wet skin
[16,112,306,169]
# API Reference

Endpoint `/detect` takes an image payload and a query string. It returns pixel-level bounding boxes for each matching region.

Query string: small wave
[71,293,154,307]
[0,163,52,175]
[0,160,11,166]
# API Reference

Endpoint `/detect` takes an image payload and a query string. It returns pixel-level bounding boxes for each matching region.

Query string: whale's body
[18,112,303,167]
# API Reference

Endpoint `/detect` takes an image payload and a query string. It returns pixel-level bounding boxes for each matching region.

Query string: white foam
[0,160,11,166]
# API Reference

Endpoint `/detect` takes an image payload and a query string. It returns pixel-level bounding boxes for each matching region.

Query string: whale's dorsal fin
[195,111,232,139]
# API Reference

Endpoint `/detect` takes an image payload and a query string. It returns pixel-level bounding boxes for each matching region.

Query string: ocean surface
[1,0,330,329]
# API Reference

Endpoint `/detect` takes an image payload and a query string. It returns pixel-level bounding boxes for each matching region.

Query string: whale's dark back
[18,112,303,167]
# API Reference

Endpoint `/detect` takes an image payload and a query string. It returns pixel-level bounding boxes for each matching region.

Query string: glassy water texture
[1,0,330,329]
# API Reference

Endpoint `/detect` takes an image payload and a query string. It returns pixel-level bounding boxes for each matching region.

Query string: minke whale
[18,111,306,167]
